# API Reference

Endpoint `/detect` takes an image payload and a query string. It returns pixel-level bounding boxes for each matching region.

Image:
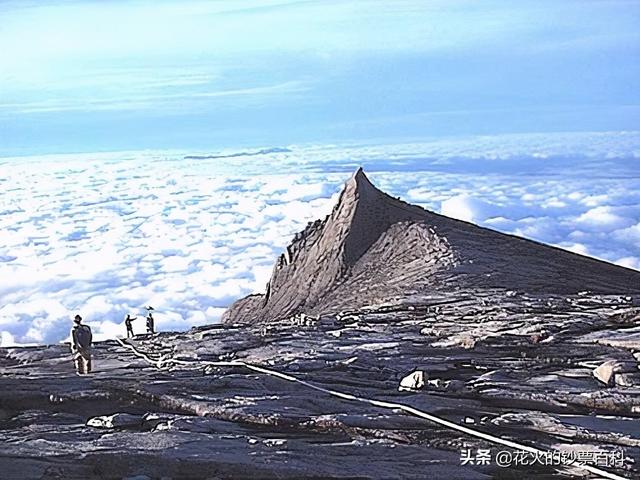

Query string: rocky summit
[223,168,640,324]
[1,170,640,479]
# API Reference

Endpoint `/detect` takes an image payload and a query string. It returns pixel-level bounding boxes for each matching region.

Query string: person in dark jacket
[124,314,136,338]
[146,311,155,334]
[70,314,92,374]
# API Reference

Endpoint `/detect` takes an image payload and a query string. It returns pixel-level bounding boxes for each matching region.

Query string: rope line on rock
[115,338,627,480]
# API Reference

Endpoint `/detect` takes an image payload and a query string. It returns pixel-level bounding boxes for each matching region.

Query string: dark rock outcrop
[2,293,640,479]
[223,168,640,324]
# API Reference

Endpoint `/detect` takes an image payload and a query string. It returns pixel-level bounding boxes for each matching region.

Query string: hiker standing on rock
[124,314,137,338]
[145,306,155,334]
[70,314,92,374]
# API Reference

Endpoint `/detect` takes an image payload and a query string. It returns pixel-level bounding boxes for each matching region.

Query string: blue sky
[1,0,639,156]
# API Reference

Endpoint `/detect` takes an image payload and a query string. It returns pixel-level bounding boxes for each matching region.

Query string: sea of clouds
[1,131,639,346]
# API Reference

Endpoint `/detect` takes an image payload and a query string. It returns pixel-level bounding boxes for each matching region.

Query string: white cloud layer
[1,131,639,346]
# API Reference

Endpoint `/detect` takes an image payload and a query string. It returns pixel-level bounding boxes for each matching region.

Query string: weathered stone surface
[1,296,640,478]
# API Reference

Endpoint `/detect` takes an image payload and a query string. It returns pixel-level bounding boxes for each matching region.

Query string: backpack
[73,325,92,350]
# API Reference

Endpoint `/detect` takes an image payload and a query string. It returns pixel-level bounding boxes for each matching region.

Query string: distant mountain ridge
[184,147,291,160]
[222,168,640,324]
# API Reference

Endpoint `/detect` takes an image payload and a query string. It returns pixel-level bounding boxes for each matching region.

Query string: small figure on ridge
[145,306,155,334]
[124,314,137,338]
[70,314,92,375]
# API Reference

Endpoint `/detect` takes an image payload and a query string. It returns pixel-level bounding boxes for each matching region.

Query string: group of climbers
[124,306,155,338]
[69,306,157,375]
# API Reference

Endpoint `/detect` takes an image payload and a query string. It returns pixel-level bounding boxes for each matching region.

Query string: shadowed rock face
[223,168,640,324]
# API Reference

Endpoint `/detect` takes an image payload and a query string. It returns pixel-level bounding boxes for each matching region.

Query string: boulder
[459,335,476,349]
[142,412,174,430]
[398,370,425,391]
[87,413,143,429]
[426,378,443,389]
[593,360,637,386]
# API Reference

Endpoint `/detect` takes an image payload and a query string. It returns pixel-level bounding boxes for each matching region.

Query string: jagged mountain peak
[345,166,374,195]
[340,166,413,210]
[351,165,366,181]
[330,168,427,266]
[222,170,640,324]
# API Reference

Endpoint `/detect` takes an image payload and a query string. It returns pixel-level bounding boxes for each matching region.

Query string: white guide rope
[115,338,627,480]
